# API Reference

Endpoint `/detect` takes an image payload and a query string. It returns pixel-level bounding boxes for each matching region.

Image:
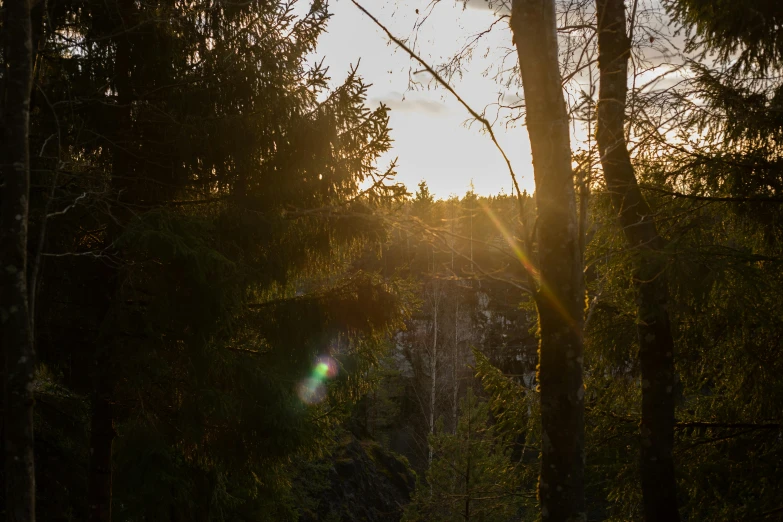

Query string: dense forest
[2,0,783,521]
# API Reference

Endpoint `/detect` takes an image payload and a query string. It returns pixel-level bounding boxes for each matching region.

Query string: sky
[313,0,534,199]
[311,0,681,199]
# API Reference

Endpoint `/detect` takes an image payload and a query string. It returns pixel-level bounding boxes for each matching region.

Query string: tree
[510,1,586,520]
[403,388,522,522]
[595,0,680,519]
[26,0,408,519]
[346,4,586,517]
[666,0,783,73]
[1,0,37,519]
[372,190,537,474]
[577,1,783,517]
[427,282,442,467]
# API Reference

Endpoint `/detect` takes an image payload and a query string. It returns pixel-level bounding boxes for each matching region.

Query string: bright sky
[315,0,535,199]
[313,0,681,199]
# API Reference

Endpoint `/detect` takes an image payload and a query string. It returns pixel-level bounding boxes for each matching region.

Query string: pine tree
[26,0,407,518]
[403,388,522,522]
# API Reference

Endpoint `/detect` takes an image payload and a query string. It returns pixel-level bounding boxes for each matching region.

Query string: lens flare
[297,355,339,405]
[479,200,538,279]
[479,201,577,329]
[314,355,338,379]
[297,377,327,405]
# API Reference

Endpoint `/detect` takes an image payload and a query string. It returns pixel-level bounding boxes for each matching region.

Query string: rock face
[298,434,416,522]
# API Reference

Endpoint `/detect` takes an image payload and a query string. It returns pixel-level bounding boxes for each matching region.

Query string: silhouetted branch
[640,185,783,203]
[350,0,524,207]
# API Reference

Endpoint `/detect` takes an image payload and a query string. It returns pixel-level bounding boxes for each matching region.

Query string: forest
[1,0,783,521]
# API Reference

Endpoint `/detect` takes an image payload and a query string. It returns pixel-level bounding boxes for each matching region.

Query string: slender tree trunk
[428,288,439,468]
[1,0,37,519]
[453,301,459,434]
[28,1,52,346]
[451,200,455,272]
[595,1,680,520]
[469,203,473,272]
[510,2,586,521]
[451,205,459,433]
[88,373,114,522]
[87,3,134,518]
[463,408,471,522]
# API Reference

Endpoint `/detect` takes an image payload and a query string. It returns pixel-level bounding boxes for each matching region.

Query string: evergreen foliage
[402,388,522,522]
[667,0,783,72]
[16,0,409,519]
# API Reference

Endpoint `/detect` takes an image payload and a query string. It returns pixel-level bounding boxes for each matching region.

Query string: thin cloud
[374,92,448,115]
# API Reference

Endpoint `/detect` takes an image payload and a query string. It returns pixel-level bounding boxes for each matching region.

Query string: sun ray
[479,201,578,328]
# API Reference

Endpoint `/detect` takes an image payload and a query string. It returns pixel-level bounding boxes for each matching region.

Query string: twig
[350,0,523,208]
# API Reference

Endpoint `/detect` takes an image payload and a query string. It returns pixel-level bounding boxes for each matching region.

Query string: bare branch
[350,0,524,207]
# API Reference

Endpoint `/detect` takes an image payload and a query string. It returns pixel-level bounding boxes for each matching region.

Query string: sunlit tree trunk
[451,205,459,433]
[595,1,680,520]
[1,0,37,519]
[510,1,586,520]
[428,287,439,468]
[469,200,474,274]
[453,301,459,434]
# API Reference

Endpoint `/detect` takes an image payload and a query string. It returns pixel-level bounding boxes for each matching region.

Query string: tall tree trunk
[453,300,459,434]
[510,2,586,521]
[428,288,439,468]
[451,206,459,433]
[87,2,133,518]
[463,406,471,522]
[88,371,114,522]
[595,1,680,520]
[1,0,37,519]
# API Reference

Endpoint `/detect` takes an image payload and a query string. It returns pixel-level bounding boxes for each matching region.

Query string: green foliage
[582,193,783,519]
[403,388,523,522]
[473,349,534,444]
[32,368,91,521]
[667,0,783,72]
[474,349,540,520]
[583,87,783,518]
[28,0,410,519]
